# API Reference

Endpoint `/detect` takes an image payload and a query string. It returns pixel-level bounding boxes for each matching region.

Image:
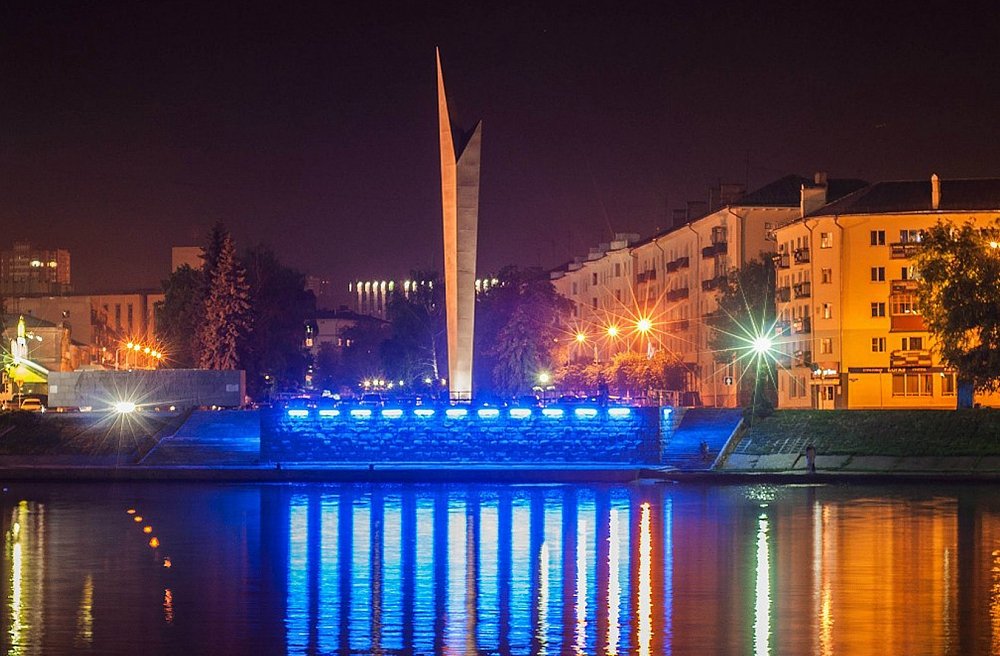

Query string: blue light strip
[445,407,468,419]
[608,407,631,418]
[574,407,598,418]
[509,408,532,419]
[350,408,372,419]
[318,409,340,418]
[381,408,404,419]
[287,409,309,418]
[477,408,500,419]
[414,408,435,418]
[541,407,564,418]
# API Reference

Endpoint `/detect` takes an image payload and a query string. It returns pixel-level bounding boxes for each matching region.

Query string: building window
[819,337,833,354]
[890,293,919,315]
[820,232,833,248]
[891,373,933,396]
[900,229,922,244]
[870,230,886,246]
[592,298,598,309]
[823,386,835,401]
[870,267,885,282]
[872,337,886,352]
[592,273,598,286]
[614,289,621,302]
[942,374,956,396]
[900,266,914,280]
[901,336,924,350]
[821,268,832,284]
[822,303,832,319]
[571,282,578,295]
[871,302,886,317]
[614,263,621,277]
[115,304,122,327]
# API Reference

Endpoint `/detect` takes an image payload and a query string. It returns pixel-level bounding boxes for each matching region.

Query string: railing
[701,276,726,292]
[636,270,657,283]
[776,286,791,303]
[665,256,689,273]
[773,320,791,337]
[792,317,812,334]
[889,349,932,368]
[774,253,790,269]
[702,245,717,258]
[793,281,812,298]
[793,350,813,367]
[666,287,690,301]
[793,247,811,264]
[666,319,690,332]
[890,243,921,259]
[891,279,919,293]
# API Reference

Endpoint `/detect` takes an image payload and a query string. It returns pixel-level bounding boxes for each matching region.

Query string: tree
[238,244,314,398]
[477,267,573,397]
[380,273,445,385]
[706,256,778,409]
[156,265,203,368]
[915,219,1000,400]
[198,234,251,370]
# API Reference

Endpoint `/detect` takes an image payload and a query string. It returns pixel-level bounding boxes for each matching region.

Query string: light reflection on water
[4,482,1000,654]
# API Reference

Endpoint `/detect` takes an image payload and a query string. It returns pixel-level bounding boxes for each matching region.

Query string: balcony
[890,243,921,259]
[792,317,812,334]
[636,269,657,284]
[891,314,926,332]
[665,256,689,273]
[773,320,791,337]
[792,281,812,299]
[701,276,726,292]
[793,350,813,367]
[666,287,690,302]
[774,253,790,269]
[890,279,919,293]
[793,247,811,264]
[889,349,932,368]
[776,286,791,303]
[666,319,690,333]
[702,245,718,258]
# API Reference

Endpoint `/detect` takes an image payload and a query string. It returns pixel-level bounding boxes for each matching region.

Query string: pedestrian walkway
[140,410,260,465]
[660,408,743,470]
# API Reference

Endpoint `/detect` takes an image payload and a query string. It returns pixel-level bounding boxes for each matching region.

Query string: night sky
[2,1,998,304]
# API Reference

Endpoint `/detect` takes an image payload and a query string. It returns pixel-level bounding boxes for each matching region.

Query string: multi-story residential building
[551,233,640,330]
[774,175,1000,409]
[0,241,71,295]
[551,174,866,406]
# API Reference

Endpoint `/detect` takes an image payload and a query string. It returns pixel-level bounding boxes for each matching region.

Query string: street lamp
[635,317,652,334]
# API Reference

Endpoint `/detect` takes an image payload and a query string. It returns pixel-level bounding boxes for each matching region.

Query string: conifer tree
[198,234,252,370]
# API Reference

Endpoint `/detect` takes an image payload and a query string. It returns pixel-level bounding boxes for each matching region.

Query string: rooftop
[812,177,1000,216]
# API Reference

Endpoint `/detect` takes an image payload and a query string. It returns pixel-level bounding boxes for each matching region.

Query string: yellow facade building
[774,175,1000,409]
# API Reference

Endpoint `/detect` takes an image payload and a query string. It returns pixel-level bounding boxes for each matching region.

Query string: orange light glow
[143,526,152,534]
[126,508,136,514]
[149,537,160,548]
[163,558,172,568]
[133,516,143,523]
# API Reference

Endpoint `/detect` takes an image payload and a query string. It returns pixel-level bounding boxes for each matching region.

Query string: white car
[19,398,45,413]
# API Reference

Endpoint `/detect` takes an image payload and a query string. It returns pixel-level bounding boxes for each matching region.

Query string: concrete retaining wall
[261,406,662,464]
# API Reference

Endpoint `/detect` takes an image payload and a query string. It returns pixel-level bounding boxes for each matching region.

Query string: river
[2,480,998,655]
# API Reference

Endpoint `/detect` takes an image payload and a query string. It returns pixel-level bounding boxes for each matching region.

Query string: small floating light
[414,408,435,418]
[318,409,340,418]
[509,408,532,419]
[287,409,309,418]
[445,407,468,419]
[477,407,500,419]
[143,526,152,534]
[350,408,372,419]
[608,407,632,418]
[381,408,404,419]
[149,537,159,548]
[574,407,598,419]
[542,407,564,418]
[114,401,137,414]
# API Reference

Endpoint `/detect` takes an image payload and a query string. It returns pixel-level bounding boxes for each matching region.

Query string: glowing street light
[751,335,774,355]
[537,372,552,385]
[606,325,619,338]
[114,401,137,414]
[575,332,587,344]
[635,317,652,334]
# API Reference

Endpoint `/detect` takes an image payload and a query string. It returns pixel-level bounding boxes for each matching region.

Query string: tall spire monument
[436,48,481,401]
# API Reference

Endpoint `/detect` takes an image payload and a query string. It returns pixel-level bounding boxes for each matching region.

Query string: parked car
[19,398,45,413]
[359,393,386,407]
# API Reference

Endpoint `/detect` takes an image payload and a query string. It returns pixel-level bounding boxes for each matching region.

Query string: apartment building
[774,175,1000,409]
[550,174,866,406]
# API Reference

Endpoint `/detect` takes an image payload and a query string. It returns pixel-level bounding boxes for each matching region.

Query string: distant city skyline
[3,2,998,298]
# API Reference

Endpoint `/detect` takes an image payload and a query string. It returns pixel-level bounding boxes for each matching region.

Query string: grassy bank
[738,409,1000,457]
[0,411,185,459]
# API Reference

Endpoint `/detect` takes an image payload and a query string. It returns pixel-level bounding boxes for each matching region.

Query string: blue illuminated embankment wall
[261,406,664,464]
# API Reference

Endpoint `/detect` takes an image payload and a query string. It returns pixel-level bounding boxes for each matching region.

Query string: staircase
[140,410,260,465]
[660,408,743,470]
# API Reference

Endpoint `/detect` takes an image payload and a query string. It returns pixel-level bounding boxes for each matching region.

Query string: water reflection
[6,483,1000,654]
